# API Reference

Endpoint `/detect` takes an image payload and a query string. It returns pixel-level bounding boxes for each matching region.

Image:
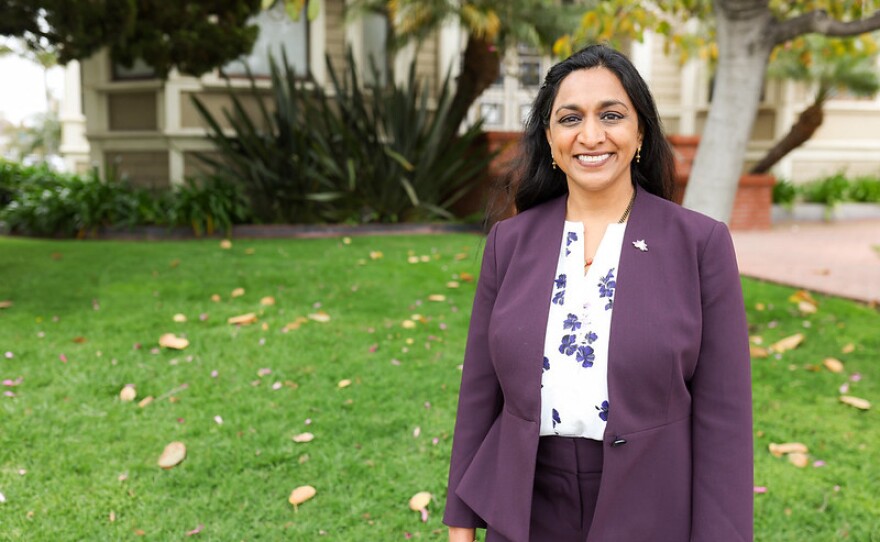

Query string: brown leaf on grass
[72,336,87,344]
[173,313,187,323]
[231,288,245,298]
[0,300,12,309]
[787,452,809,468]
[283,317,309,331]
[446,281,460,289]
[244,248,255,255]
[754,303,766,311]
[823,358,844,373]
[428,294,446,302]
[138,396,154,408]
[228,313,258,325]
[841,343,855,354]
[768,442,808,457]
[158,442,187,469]
[749,345,769,359]
[839,396,871,410]
[119,385,137,402]
[409,491,431,511]
[219,239,232,249]
[454,253,468,261]
[308,312,331,323]
[185,524,204,536]
[159,333,189,350]
[769,333,805,354]
[292,432,314,443]
[170,259,181,268]
[260,296,276,306]
[338,379,352,389]
[51,252,63,260]
[369,251,384,260]
[401,320,417,329]
[109,511,116,523]
[289,485,316,509]
[789,290,817,306]
[459,272,474,282]
[210,294,221,302]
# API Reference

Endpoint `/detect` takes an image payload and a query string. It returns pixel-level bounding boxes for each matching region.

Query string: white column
[59,60,91,172]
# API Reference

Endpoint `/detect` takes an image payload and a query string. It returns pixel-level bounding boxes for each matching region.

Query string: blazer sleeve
[691,221,754,542]
[443,223,504,528]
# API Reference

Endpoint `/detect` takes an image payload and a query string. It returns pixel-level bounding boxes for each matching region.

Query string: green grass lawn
[0,234,878,541]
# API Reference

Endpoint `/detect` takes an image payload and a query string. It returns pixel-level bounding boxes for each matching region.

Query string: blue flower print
[552,408,561,428]
[559,334,577,356]
[576,345,595,368]
[543,356,550,372]
[563,313,582,332]
[552,290,565,305]
[566,232,578,246]
[583,330,598,344]
[598,268,617,310]
[554,274,567,289]
[596,400,609,421]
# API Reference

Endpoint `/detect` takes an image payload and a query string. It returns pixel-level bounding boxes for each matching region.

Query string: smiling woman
[444,45,753,542]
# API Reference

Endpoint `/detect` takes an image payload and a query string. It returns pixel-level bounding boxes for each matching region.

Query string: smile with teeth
[575,153,611,164]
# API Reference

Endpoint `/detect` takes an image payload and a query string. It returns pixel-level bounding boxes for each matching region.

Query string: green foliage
[777,173,880,206]
[0,0,262,77]
[0,160,250,237]
[193,50,492,224]
[771,178,797,206]
[169,176,253,237]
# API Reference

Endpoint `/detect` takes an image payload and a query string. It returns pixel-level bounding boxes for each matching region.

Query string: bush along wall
[0,161,250,238]
[192,49,493,225]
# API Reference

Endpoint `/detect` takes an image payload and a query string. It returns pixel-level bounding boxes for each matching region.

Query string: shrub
[799,172,850,206]
[848,176,880,203]
[772,178,797,206]
[169,176,252,237]
[193,50,492,224]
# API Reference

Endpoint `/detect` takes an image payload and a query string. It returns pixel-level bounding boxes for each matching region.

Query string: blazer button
[611,437,627,447]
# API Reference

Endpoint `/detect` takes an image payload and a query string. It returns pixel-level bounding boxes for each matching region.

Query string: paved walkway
[732,220,880,305]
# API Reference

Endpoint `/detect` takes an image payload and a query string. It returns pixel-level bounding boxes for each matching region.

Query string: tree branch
[774,9,880,46]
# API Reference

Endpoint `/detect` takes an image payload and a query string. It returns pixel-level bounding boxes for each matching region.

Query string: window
[362,11,388,85]
[222,2,309,78]
[112,57,157,81]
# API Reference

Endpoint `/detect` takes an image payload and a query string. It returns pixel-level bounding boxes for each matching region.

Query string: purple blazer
[443,187,753,542]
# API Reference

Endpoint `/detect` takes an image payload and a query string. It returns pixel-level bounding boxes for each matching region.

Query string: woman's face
[545,67,642,197]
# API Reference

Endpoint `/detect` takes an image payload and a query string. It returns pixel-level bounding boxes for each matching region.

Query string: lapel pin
[633,239,648,252]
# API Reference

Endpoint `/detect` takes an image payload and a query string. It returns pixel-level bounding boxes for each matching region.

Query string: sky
[0,53,66,125]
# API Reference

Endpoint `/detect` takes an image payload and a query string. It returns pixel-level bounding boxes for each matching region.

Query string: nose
[578,117,606,147]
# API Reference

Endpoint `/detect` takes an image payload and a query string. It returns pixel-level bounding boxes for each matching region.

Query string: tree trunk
[445,34,501,135]
[749,99,825,174]
[682,1,776,223]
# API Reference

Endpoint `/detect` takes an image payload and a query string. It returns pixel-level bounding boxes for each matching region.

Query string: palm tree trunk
[749,99,825,174]
[445,34,501,135]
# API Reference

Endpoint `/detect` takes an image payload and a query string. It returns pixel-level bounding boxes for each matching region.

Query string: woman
[443,45,753,542]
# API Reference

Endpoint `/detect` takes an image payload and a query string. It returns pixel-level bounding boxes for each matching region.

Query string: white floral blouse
[539,220,627,440]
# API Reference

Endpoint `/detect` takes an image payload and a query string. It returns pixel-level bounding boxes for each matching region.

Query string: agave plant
[193,49,493,224]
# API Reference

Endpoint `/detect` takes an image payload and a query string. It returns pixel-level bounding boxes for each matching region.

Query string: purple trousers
[486,436,604,542]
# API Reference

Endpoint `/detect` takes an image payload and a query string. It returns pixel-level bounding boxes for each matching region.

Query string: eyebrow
[554,100,630,115]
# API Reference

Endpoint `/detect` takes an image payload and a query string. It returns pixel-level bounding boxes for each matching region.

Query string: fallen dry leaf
[749,345,769,359]
[283,317,309,331]
[231,288,245,298]
[769,442,808,457]
[210,294,221,302]
[228,313,258,325]
[369,251,383,260]
[292,432,315,443]
[109,511,116,523]
[72,336,87,344]
[260,296,276,306]
[839,395,871,410]
[787,452,809,468]
[428,294,446,302]
[0,300,12,309]
[401,320,416,329]
[185,524,204,536]
[454,253,467,261]
[769,333,805,354]
[459,272,474,282]
[219,239,232,249]
[244,248,255,255]
[789,290,817,306]
[173,313,187,323]
[823,358,844,373]
[409,491,431,511]
[338,379,352,389]
[159,333,189,350]
[754,303,766,311]
[308,312,331,323]
[289,485,316,508]
[841,343,855,354]
[119,385,137,402]
[446,281,460,289]
[158,442,187,469]
[797,301,818,314]
[138,396,154,408]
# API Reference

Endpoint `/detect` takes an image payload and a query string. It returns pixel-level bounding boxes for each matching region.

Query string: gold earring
[552,158,557,170]
[636,145,642,163]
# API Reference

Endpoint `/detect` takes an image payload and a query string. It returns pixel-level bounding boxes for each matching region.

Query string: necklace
[584,190,636,269]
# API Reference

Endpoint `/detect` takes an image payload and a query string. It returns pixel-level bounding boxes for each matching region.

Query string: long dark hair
[510,44,675,214]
